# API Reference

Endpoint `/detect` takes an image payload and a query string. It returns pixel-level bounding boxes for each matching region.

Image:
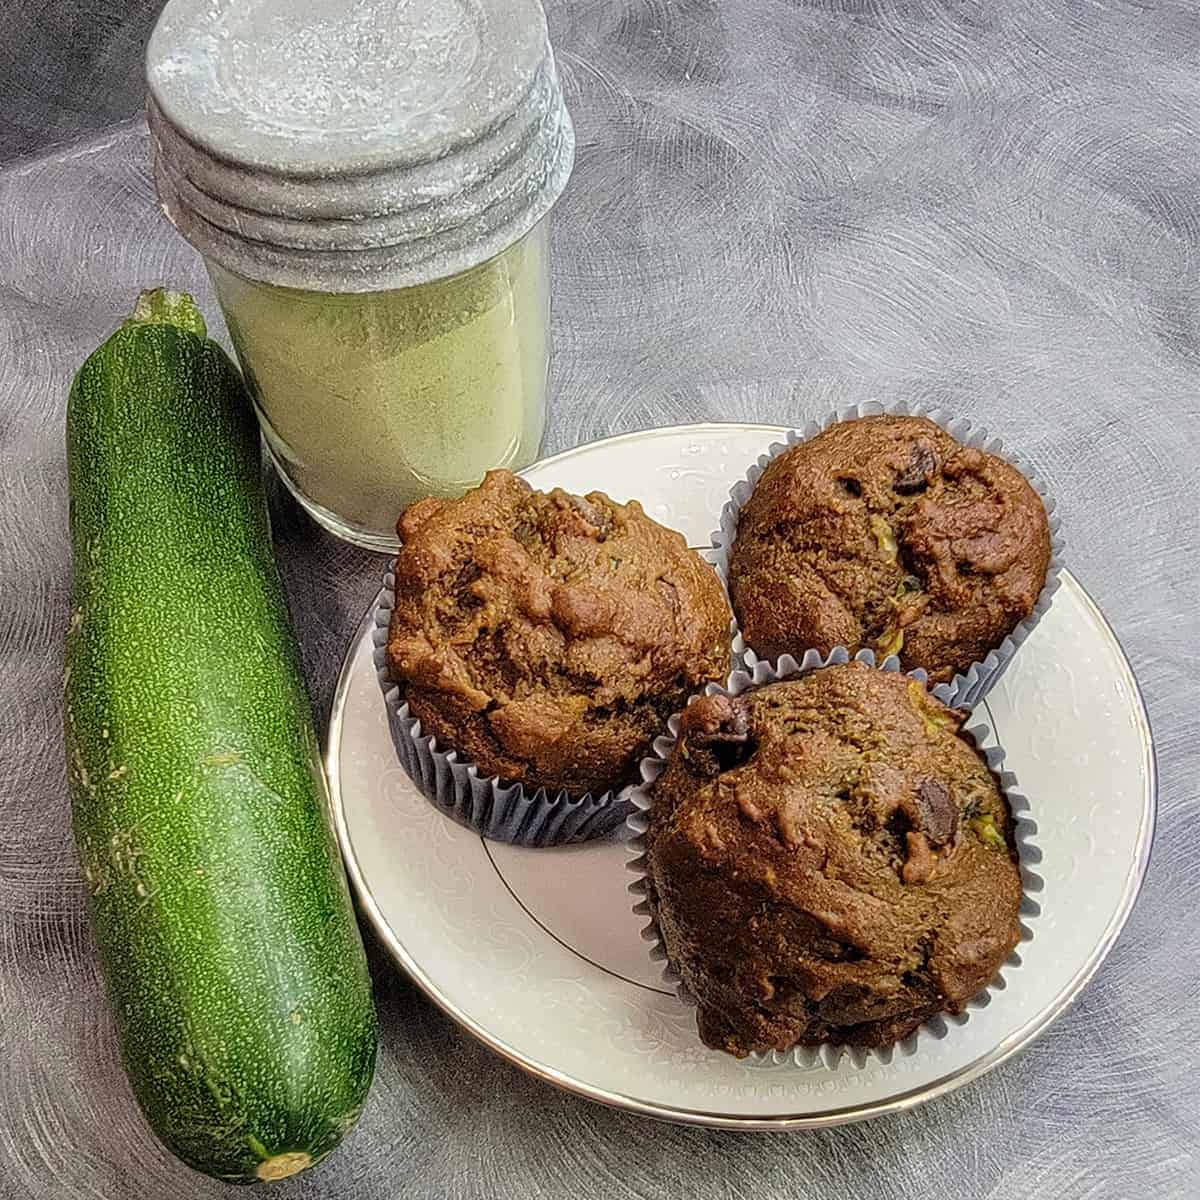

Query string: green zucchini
[64,290,377,1184]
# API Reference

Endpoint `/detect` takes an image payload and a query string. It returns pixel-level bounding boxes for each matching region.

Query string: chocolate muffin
[644,662,1022,1056]
[386,470,731,797]
[728,415,1051,683]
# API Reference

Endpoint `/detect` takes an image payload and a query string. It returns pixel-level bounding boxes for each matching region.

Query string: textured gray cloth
[0,0,164,161]
[2,1,1199,1198]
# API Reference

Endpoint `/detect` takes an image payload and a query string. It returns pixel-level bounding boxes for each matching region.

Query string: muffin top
[728,415,1051,683]
[387,470,731,797]
[645,663,1022,1056]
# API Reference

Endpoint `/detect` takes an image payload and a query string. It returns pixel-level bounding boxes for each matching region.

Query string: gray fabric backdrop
[2,1,1198,1197]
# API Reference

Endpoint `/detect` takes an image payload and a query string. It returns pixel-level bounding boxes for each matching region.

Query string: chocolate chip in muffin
[386,470,732,797]
[644,662,1021,1056]
[728,415,1052,684]
[678,693,756,776]
[892,440,939,495]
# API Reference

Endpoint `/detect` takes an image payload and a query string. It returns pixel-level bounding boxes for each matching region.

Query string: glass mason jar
[146,0,573,550]
[206,226,549,547]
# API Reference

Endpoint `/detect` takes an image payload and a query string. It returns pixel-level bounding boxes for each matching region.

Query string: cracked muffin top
[644,663,1022,1056]
[728,415,1051,684]
[386,470,732,797]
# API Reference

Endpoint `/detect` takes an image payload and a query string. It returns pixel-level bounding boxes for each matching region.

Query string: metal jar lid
[146,0,575,291]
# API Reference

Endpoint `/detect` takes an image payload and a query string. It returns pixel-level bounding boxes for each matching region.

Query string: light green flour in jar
[208,224,548,539]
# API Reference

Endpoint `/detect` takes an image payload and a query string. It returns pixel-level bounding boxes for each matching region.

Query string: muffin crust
[728,415,1051,683]
[387,470,731,796]
[645,663,1022,1056]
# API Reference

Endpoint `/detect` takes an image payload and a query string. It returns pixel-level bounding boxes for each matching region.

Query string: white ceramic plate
[328,423,1155,1128]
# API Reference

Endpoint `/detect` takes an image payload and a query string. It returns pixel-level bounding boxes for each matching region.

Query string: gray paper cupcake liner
[712,400,1065,710]
[624,647,1043,1072]
[372,572,631,847]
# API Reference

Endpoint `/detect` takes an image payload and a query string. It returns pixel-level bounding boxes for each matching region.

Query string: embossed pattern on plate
[328,424,1155,1128]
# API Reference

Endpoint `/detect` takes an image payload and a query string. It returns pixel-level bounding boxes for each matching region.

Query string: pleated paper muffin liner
[624,647,1044,1072]
[372,572,631,847]
[711,400,1065,710]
